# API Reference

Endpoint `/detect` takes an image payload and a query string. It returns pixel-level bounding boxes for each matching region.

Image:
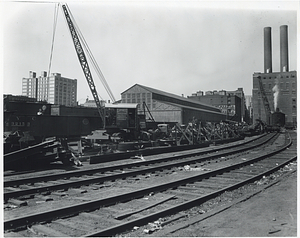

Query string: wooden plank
[52,219,89,232]
[79,212,121,225]
[9,199,27,207]
[114,194,176,220]
[4,232,23,237]
[31,224,69,237]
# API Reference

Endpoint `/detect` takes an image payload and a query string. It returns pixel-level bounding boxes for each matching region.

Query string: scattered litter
[143,218,164,233]
[268,229,281,234]
[132,155,146,161]
[255,176,270,185]
[183,165,211,171]
[4,204,17,209]
[27,226,37,235]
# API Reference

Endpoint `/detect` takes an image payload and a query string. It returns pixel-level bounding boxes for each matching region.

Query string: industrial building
[121,84,226,124]
[252,25,297,128]
[22,71,77,107]
[188,88,249,123]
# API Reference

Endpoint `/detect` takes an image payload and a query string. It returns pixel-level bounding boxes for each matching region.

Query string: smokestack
[264,27,272,73]
[280,25,289,72]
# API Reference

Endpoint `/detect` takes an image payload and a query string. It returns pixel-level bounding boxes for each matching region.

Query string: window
[280,83,283,89]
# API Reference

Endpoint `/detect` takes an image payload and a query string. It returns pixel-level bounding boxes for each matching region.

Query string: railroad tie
[30,224,69,237]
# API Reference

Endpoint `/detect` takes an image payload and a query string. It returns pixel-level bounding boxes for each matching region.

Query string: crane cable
[68,6,116,103]
[47,2,60,78]
[65,4,116,103]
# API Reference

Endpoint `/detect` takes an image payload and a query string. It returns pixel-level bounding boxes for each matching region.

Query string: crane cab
[104,103,139,132]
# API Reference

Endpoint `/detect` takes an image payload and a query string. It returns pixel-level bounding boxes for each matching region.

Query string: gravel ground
[152,168,297,237]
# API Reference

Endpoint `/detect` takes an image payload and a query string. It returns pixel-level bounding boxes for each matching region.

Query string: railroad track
[4,131,296,237]
[4,133,275,200]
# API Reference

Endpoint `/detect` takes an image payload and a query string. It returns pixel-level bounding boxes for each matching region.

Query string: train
[4,94,231,153]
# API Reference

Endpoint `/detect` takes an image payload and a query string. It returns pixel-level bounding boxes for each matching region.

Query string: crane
[61,4,117,127]
[256,76,271,124]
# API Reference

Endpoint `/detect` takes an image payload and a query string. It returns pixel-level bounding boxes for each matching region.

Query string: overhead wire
[65,4,116,103]
[47,2,60,78]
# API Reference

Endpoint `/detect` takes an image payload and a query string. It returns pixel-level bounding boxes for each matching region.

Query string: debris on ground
[183,165,211,171]
[143,218,164,233]
[131,155,146,161]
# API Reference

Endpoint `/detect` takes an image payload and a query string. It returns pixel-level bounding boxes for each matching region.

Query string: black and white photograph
[2,0,298,237]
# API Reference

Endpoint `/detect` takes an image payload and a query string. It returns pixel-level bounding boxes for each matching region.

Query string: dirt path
[171,171,297,237]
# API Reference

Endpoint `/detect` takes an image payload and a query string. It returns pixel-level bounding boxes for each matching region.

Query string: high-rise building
[22,71,77,107]
[252,25,297,128]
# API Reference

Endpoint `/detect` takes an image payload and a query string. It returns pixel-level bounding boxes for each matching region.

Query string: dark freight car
[4,113,102,139]
[270,110,286,127]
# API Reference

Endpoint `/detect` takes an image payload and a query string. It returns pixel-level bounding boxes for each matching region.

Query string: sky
[1,0,298,104]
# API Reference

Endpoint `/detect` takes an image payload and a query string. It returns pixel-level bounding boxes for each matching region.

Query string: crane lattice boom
[257,76,271,123]
[62,4,104,122]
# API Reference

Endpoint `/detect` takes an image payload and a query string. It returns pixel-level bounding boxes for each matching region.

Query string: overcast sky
[1,0,298,104]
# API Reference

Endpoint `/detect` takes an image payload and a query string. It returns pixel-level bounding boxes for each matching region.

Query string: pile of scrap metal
[238,119,272,136]
[4,132,75,170]
[173,120,242,145]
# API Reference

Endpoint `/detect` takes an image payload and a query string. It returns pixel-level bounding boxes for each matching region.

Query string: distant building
[245,95,253,123]
[252,71,297,127]
[188,90,244,122]
[252,25,297,128]
[22,71,77,107]
[80,98,106,108]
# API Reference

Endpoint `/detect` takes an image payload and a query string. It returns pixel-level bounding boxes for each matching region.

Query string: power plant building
[252,25,297,128]
[22,71,77,107]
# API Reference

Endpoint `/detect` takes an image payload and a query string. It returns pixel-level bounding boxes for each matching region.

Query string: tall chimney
[280,25,289,72]
[264,27,272,73]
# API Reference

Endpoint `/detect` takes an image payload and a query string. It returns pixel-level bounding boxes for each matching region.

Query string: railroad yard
[3,2,298,237]
[3,130,297,237]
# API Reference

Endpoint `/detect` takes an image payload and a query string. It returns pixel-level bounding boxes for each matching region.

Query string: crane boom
[257,76,271,123]
[62,4,104,123]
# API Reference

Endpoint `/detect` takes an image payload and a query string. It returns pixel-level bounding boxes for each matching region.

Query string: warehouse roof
[122,84,221,113]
